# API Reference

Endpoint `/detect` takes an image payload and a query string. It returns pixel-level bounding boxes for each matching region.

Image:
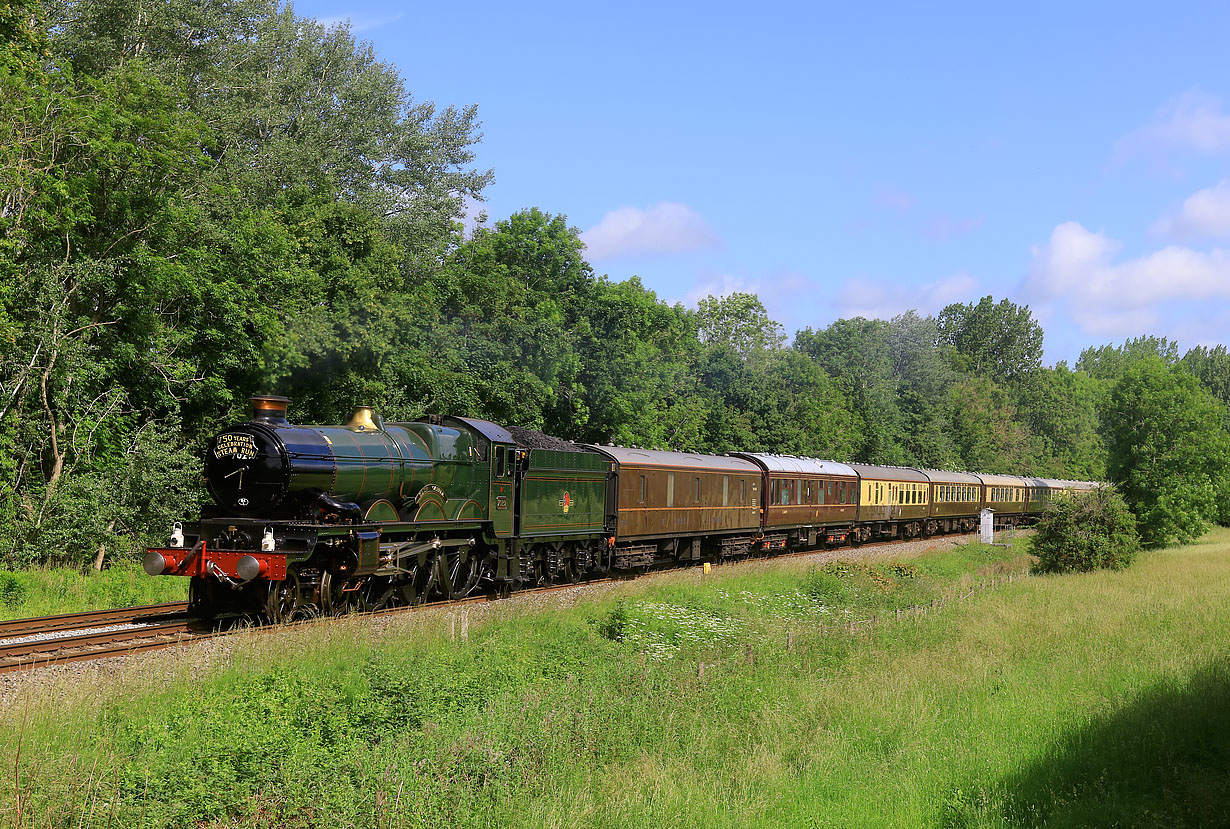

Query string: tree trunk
[94,519,116,571]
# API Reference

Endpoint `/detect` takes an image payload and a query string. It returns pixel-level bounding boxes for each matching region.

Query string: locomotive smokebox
[250,395,290,425]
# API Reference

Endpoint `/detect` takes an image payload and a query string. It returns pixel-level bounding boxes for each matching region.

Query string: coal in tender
[506,425,585,453]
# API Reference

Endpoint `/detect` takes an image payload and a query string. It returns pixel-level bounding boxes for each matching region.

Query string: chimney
[250,395,290,425]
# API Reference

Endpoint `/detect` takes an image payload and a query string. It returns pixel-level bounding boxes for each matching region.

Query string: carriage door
[491,444,514,537]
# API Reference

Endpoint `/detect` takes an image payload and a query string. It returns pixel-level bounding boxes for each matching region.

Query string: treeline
[2,0,1229,566]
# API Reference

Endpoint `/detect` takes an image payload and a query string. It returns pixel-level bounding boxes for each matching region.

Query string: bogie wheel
[319,569,342,616]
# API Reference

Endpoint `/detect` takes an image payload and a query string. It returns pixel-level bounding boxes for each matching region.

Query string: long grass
[1,532,1226,828]
[0,563,188,621]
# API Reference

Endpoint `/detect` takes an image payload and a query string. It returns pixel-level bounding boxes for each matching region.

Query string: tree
[937,295,1044,383]
[948,376,1032,473]
[1075,336,1180,382]
[1012,365,1107,480]
[1180,344,1230,406]
[696,293,785,357]
[50,0,492,262]
[1031,487,1139,574]
[795,318,903,465]
[1104,358,1230,547]
[885,312,961,469]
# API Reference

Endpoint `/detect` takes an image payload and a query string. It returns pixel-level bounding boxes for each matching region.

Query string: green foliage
[0,561,188,618]
[1076,335,1181,381]
[937,295,1044,384]
[696,292,785,355]
[1104,358,1230,547]
[796,316,907,464]
[2,0,1221,576]
[1031,486,1139,573]
[1180,343,1230,406]
[1012,364,1107,481]
[595,601,630,641]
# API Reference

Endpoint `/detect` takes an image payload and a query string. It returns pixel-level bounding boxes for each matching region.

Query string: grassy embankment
[0,563,188,620]
[2,531,1227,828]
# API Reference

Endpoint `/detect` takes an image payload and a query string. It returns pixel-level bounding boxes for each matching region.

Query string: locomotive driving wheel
[265,569,305,623]
[448,550,480,599]
[354,575,397,612]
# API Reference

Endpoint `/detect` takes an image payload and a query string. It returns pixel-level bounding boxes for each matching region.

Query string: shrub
[1032,487,1139,574]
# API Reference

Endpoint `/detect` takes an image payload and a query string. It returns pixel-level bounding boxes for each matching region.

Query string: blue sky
[299,0,1230,365]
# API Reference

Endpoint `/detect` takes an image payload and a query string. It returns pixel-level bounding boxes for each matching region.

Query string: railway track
[0,531,1003,676]
[0,601,189,638]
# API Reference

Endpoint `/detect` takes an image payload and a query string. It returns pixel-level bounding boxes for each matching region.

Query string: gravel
[0,620,182,649]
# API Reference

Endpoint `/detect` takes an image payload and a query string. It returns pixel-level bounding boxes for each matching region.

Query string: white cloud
[1153,179,1230,239]
[1026,221,1230,338]
[581,203,720,261]
[1115,91,1230,161]
[685,273,760,305]
[1028,221,1230,309]
[837,272,979,320]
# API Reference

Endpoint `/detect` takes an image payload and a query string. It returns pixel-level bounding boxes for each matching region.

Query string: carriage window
[818,481,826,505]
[771,479,780,504]
[694,476,701,504]
[639,475,647,504]
[667,472,675,507]
[741,478,747,504]
[840,483,847,504]
[723,475,729,506]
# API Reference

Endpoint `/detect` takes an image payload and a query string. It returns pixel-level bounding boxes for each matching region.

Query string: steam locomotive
[145,396,1096,620]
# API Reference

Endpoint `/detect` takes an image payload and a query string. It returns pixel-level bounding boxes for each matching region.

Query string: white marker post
[980,508,995,545]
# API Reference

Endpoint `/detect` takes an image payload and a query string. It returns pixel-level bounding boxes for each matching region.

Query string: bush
[1032,487,1139,574]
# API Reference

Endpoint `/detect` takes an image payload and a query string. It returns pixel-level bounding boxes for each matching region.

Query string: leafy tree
[50,0,492,261]
[795,318,902,464]
[1104,358,1230,547]
[572,277,707,449]
[937,295,1044,383]
[696,292,785,357]
[1180,344,1230,406]
[1031,486,1138,574]
[948,376,1032,473]
[885,312,960,469]
[1075,336,1181,382]
[1013,365,1107,480]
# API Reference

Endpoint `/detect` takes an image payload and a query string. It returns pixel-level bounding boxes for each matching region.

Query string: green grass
[0,563,188,620]
[2,533,1227,828]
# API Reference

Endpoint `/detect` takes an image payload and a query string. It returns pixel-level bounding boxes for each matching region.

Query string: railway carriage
[847,464,931,541]
[977,473,1030,524]
[1023,477,1051,518]
[920,469,983,534]
[733,454,859,549]
[585,446,762,566]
